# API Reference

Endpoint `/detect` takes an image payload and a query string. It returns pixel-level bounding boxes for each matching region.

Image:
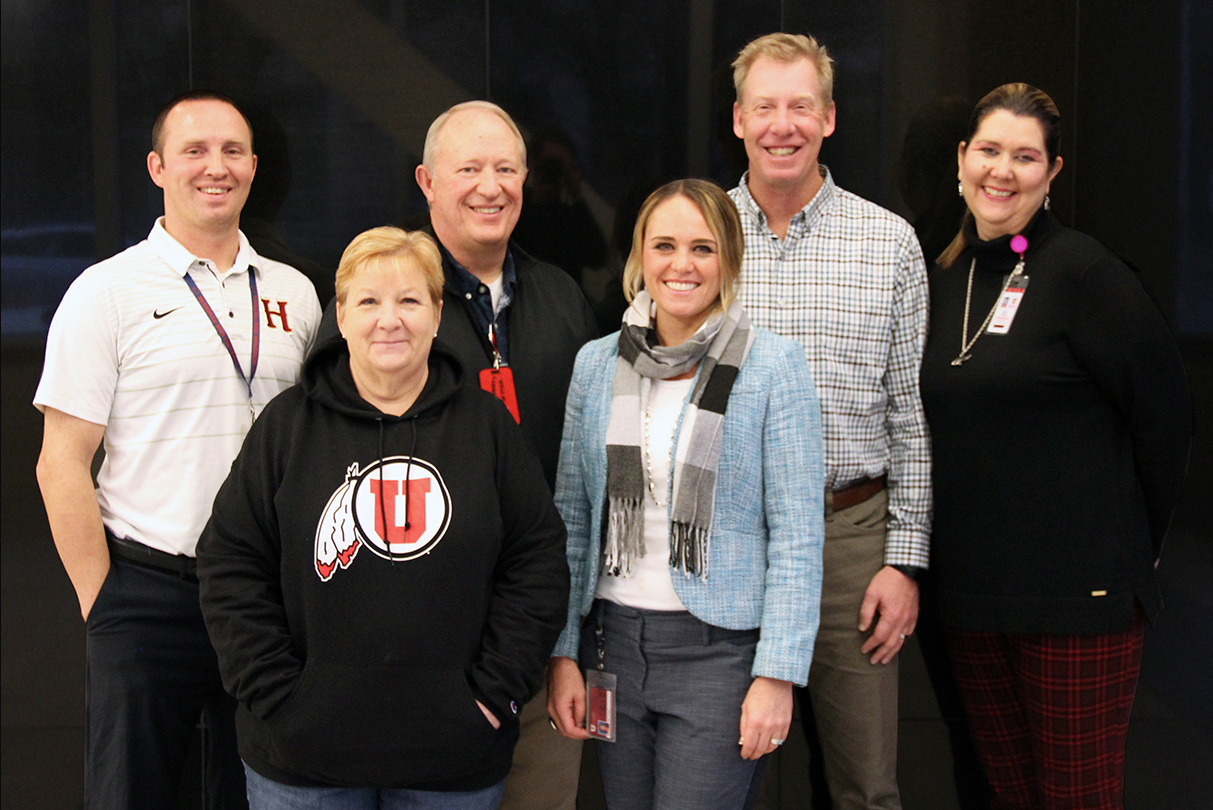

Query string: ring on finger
[771,738,785,746]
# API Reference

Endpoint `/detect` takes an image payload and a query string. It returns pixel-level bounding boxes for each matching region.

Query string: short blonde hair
[422,101,526,168]
[335,227,444,306]
[733,33,834,107]
[621,179,743,313]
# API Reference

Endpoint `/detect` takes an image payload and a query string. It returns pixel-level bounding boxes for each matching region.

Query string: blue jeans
[580,600,765,810]
[243,764,505,809]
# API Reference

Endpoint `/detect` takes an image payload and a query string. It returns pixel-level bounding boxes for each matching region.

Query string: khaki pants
[801,489,901,810]
[499,682,584,810]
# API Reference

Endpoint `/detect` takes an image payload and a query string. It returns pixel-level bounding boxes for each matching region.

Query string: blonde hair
[422,101,526,169]
[621,179,743,312]
[335,227,444,306]
[733,33,834,106]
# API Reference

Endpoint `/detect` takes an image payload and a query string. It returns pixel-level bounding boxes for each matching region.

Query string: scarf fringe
[604,496,644,576]
[670,521,710,581]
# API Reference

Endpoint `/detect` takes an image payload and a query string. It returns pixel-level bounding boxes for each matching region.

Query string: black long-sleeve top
[921,208,1192,634]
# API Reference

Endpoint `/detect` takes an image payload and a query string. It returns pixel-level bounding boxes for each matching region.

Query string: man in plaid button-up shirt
[729,33,931,809]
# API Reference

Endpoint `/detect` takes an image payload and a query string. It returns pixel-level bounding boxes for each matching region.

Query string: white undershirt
[487,273,506,316]
[596,376,693,611]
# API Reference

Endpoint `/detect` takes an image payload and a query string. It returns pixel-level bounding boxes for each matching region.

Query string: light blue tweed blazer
[552,327,825,685]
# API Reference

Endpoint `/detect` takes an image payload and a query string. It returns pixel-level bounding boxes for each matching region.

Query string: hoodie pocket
[265,658,496,786]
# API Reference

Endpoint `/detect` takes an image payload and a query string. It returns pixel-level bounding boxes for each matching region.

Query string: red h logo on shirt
[261,299,292,332]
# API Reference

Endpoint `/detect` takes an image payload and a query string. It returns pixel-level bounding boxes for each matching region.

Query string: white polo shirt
[34,220,322,556]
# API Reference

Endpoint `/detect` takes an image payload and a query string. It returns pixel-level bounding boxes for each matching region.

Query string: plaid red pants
[945,610,1144,810]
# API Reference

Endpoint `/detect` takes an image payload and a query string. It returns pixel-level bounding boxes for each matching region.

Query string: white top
[34,220,322,556]
[487,272,507,317]
[596,376,692,611]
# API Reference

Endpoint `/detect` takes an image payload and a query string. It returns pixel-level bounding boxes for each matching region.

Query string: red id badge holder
[586,615,617,742]
[479,330,521,423]
[479,365,520,423]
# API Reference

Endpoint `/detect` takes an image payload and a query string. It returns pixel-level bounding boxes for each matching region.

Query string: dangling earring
[958,181,964,197]
[1044,194,1051,211]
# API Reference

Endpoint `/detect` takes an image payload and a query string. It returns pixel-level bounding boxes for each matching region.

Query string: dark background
[3,1,1209,808]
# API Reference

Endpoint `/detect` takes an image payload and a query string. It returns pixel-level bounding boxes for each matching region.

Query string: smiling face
[337,256,442,395]
[147,99,256,243]
[641,195,723,346]
[415,109,526,273]
[959,108,1063,240]
[733,56,836,200]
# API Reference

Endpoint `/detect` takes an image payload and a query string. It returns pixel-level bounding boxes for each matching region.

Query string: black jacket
[197,333,569,790]
[311,239,598,490]
[921,209,1192,633]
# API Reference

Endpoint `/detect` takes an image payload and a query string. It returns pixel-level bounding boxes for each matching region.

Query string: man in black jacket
[418,100,597,809]
[312,100,596,809]
[413,101,598,493]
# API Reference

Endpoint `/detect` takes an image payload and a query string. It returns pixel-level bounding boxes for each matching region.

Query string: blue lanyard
[183,268,260,403]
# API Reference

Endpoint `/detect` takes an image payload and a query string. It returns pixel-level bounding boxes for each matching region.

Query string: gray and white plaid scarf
[605,291,755,581]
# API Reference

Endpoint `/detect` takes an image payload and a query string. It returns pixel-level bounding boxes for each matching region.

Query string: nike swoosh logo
[153,307,183,319]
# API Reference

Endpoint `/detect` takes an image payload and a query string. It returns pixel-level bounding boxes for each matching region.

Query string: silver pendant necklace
[643,399,673,508]
[953,257,1019,366]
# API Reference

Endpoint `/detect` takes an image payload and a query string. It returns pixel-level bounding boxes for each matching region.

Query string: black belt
[106,532,198,581]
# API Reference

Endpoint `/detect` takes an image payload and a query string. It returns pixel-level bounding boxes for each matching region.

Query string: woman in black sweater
[920,84,1191,810]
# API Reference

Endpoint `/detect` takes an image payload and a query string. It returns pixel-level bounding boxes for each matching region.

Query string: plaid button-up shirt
[731,169,931,568]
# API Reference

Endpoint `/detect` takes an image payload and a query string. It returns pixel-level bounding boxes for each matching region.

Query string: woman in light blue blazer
[547,179,824,810]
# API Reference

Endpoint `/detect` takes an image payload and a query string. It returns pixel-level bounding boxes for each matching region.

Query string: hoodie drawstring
[377,418,390,565]
[403,417,418,537]
[378,416,420,566]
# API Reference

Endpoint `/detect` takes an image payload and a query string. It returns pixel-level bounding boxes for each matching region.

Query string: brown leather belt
[828,475,887,514]
[106,532,198,581]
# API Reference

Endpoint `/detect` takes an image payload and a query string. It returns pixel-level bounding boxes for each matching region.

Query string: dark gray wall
[3,2,1209,808]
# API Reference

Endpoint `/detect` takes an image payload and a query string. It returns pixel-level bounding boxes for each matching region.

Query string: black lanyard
[183,268,260,404]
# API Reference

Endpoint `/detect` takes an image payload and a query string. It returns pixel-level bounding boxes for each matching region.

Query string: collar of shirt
[734,166,837,241]
[442,242,517,363]
[148,218,259,280]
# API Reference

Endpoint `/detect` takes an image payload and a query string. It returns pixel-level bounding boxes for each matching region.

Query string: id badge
[479,366,521,423]
[987,273,1029,334]
[585,669,617,742]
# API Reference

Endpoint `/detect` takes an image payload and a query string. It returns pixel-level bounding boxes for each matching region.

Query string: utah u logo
[368,477,432,546]
[313,457,451,581]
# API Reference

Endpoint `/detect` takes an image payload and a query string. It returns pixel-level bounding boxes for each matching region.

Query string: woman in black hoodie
[198,227,569,809]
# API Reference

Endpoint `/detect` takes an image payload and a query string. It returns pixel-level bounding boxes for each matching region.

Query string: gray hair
[422,101,526,168]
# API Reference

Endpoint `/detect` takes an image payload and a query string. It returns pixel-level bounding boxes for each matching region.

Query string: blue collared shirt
[444,246,517,364]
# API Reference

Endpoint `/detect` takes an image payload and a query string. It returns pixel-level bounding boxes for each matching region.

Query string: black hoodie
[198,330,569,791]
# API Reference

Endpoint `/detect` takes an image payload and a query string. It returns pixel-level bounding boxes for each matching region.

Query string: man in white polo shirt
[34,90,320,809]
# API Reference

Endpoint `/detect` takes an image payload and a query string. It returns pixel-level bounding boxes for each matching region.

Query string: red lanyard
[183,269,260,403]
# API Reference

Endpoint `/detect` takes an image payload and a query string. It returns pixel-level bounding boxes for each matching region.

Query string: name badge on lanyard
[479,321,521,423]
[987,273,1029,335]
[184,269,260,422]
